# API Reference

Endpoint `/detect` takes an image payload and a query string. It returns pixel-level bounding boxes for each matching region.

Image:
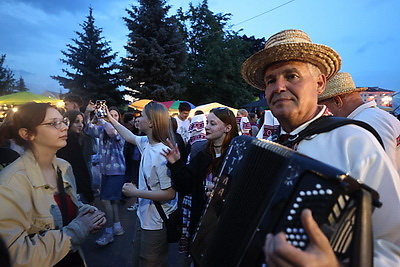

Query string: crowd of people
[0,28,399,267]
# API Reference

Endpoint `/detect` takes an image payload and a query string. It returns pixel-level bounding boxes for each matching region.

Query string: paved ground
[82,198,181,267]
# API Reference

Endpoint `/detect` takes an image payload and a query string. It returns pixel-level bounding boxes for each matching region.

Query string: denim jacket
[84,119,126,176]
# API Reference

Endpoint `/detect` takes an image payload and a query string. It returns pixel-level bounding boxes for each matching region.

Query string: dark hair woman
[84,103,126,246]
[0,102,106,266]
[57,110,95,203]
[161,107,239,261]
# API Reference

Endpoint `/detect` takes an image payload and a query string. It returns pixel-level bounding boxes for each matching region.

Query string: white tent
[189,102,238,118]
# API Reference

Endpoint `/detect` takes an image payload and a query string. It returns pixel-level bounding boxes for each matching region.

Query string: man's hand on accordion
[264,209,340,267]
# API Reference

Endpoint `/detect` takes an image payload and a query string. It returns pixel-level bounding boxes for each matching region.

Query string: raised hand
[85,100,96,113]
[105,105,114,123]
[264,209,340,267]
[160,138,181,164]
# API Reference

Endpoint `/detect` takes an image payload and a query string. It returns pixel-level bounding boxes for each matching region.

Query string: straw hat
[241,29,342,90]
[318,72,368,101]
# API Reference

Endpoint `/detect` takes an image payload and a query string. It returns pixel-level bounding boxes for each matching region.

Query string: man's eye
[265,79,274,85]
[287,74,298,80]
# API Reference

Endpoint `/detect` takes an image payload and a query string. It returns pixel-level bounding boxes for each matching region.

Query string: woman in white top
[106,101,177,266]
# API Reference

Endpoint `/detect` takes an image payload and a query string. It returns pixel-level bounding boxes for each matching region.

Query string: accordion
[191,136,381,267]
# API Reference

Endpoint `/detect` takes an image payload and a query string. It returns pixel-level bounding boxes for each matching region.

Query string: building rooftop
[364,87,395,93]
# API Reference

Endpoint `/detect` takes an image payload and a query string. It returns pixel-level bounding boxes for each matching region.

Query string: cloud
[0,1,83,55]
[9,0,92,14]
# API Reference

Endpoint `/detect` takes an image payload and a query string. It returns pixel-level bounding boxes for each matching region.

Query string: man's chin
[270,108,292,121]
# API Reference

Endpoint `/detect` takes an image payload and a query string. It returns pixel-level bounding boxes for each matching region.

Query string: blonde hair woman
[107,101,177,266]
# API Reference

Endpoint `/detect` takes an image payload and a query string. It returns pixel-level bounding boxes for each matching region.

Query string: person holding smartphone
[84,101,126,246]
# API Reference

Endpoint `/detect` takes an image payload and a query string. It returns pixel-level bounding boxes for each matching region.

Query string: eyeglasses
[40,117,70,130]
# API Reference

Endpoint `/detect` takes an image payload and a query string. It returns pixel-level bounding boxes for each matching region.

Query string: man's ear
[333,96,344,108]
[316,74,327,95]
[18,128,34,141]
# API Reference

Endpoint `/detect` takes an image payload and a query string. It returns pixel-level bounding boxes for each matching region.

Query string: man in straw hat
[319,72,400,174]
[242,29,400,266]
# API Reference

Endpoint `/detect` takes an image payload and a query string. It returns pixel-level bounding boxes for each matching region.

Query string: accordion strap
[274,116,384,149]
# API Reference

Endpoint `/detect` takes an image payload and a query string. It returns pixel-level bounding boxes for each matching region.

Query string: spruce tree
[178,0,261,107]
[122,0,187,101]
[13,76,29,92]
[52,8,123,107]
[0,54,16,96]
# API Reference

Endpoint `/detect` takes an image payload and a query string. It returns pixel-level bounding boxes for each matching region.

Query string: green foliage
[122,0,187,101]
[177,0,264,107]
[52,8,124,107]
[0,54,16,96]
[50,1,266,107]
[13,76,29,92]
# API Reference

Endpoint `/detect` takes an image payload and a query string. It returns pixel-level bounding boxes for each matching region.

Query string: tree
[13,76,29,92]
[177,0,260,107]
[241,35,265,56]
[0,54,16,96]
[122,0,187,101]
[52,8,123,107]
[240,34,267,100]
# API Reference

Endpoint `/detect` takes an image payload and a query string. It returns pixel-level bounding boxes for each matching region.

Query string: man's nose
[272,77,286,93]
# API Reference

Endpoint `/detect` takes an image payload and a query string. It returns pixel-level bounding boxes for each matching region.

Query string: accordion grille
[202,140,292,266]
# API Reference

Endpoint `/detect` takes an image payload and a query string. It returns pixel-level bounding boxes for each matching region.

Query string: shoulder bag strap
[143,174,168,222]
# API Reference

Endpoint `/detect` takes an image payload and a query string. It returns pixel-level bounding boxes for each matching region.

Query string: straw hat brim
[241,43,341,90]
[319,86,368,101]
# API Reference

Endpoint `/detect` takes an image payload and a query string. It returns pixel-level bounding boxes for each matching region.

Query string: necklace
[213,144,222,148]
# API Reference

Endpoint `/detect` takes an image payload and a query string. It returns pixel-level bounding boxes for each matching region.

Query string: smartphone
[96,100,107,118]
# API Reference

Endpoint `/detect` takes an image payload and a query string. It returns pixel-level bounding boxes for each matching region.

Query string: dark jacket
[174,132,188,164]
[123,142,141,184]
[57,132,94,203]
[167,146,212,235]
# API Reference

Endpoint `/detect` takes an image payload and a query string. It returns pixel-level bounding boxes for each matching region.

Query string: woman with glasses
[106,102,177,266]
[0,102,106,266]
[161,107,239,263]
[57,110,95,204]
